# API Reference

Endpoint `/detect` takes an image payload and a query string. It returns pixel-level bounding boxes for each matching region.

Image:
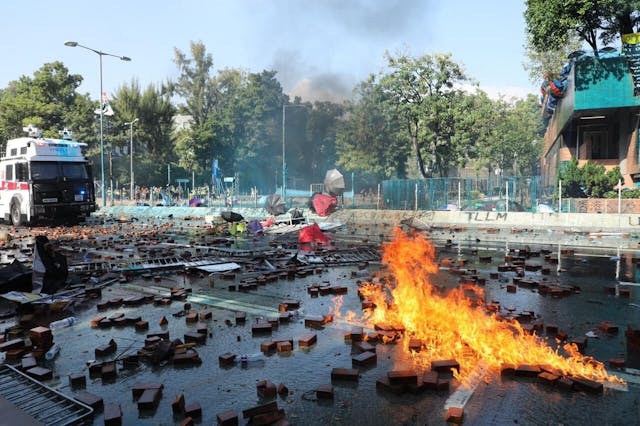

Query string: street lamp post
[64,41,131,208]
[124,118,139,201]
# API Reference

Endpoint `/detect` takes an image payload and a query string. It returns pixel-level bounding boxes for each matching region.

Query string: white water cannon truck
[0,126,96,226]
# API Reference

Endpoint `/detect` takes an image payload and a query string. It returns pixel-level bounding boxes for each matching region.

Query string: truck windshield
[30,162,89,181]
[61,162,89,179]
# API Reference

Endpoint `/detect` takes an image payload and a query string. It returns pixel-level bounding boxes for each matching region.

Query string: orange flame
[338,228,623,385]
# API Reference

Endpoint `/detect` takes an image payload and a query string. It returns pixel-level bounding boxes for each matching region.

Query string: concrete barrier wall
[97,206,640,231]
[329,209,640,231]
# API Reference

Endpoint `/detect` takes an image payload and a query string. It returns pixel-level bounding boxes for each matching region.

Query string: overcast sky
[0,0,537,102]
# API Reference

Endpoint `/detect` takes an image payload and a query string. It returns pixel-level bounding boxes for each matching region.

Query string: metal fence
[378,176,551,212]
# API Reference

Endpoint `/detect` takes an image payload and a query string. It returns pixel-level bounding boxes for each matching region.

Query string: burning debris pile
[336,228,625,387]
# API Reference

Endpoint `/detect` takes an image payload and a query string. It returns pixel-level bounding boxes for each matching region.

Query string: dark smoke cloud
[271,48,355,102]
[316,0,432,38]
[266,0,435,102]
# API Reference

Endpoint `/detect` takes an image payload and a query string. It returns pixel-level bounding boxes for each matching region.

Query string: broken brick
[316,384,334,399]
[135,320,149,331]
[422,371,438,390]
[276,341,292,352]
[132,382,164,399]
[26,366,52,381]
[95,339,117,357]
[277,383,289,396]
[172,394,186,414]
[173,350,202,365]
[387,370,418,385]
[69,373,86,388]
[515,364,541,377]
[75,391,103,411]
[445,407,464,424]
[185,402,202,418]
[219,353,236,366]
[331,368,359,381]
[431,359,460,374]
[235,311,247,324]
[216,409,239,426]
[298,334,317,347]
[0,338,24,352]
[104,403,122,426]
[352,351,377,366]
[350,326,363,342]
[354,341,376,353]
[138,387,162,410]
[375,375,405,394]
[252,409,286,425]
[184,332,206,345]
[260,341,276,352]
[242,401,279,419]
[304,316,325,328]
[538,372,559,385]
[179,417,194,426]
[257,380,277,398]
[252,322,273,335]
[101,362,117,380]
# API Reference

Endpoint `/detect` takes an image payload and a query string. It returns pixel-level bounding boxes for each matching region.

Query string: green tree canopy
[336,75,408,181]
[0,61,93,148]
[525,0,640,54]
[380,52,470,178]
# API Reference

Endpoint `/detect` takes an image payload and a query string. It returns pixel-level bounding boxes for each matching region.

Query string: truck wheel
[10,201,23,227]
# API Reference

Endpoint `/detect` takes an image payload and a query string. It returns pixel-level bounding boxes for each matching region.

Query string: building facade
[541,51,640,188]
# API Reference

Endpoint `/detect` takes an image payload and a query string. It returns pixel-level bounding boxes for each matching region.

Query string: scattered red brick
[216,409,239,426]
[132,382,164,399]
[298,334,317,347]
[445,407,464,424]
[387,370,418,385]
[69,373,86,388]
[352,351,377,366]
[316,384,334,399]
[537,372,559,386]
[138,387,162,410]
[75,390,104,410]
[104,403,122,426]
[431,359,460,374]
[331,368,359,381]
[257,380,277,398]
[26,366,52,381]
[277,383,289,396]
[515,364,541,377]
[185,402,202,418]
[172,394,185,414]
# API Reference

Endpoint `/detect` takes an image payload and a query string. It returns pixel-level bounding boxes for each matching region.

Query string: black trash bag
[32,236,68,294]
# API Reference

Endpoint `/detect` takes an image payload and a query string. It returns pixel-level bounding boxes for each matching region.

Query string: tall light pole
[64,41,131,208]
[125,118,139,201]
[282,104,304,204]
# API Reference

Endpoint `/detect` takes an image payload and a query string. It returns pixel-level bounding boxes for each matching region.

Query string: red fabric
[298,223,328,244]
[260,217,276,228]
[312,194,338,217]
